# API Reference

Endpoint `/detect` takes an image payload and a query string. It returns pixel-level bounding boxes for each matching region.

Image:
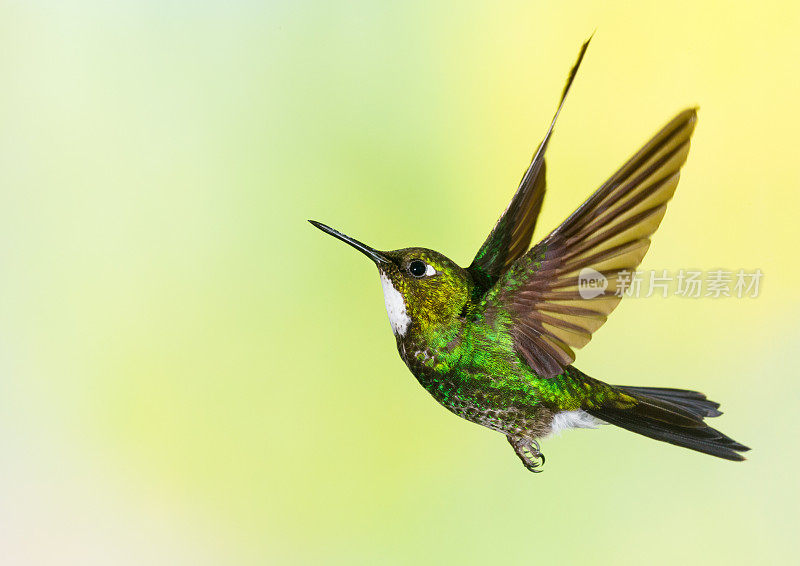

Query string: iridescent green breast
[396,318,556,436]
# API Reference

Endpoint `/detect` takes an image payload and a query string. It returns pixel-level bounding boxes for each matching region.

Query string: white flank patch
[379,271,410,336]
[548,410,602,437]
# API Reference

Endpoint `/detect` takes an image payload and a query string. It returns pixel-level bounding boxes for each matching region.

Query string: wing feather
[468,38,592,288]
[481,108,698,378]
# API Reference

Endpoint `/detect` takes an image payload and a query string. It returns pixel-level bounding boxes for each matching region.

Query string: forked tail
[586,385,750,461]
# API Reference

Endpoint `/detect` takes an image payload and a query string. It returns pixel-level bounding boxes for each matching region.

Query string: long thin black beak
[308,220,390,265]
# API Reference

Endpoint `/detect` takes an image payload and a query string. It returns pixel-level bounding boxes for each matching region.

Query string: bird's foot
[507,436,546,473]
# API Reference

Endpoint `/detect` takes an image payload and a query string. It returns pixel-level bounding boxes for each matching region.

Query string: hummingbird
[309,39,749,473]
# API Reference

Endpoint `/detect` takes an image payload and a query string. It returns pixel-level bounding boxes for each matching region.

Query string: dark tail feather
[587,386,750,462]
[617,386,724,418]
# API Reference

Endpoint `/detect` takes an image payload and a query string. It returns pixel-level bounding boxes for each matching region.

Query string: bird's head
[309,221,471,337]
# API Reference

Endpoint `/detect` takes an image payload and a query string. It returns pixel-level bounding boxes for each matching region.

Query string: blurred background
[1,1,797,564]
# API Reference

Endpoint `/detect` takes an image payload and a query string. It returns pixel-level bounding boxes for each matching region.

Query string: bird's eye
[408,260,428,277]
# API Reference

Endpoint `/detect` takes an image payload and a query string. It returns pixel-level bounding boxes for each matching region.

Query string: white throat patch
[379,272,410,336]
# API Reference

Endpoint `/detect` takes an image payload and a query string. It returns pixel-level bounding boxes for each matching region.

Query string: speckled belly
[399,343,554,438]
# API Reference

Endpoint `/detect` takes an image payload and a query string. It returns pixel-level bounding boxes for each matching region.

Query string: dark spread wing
[468,38,591,290]
[481,108,698,378]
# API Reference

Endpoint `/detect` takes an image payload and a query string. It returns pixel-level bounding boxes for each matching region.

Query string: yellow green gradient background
[1,2,797,564]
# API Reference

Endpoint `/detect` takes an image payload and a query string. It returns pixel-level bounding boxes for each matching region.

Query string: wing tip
[559,36,593,105]
[677,107,699,131]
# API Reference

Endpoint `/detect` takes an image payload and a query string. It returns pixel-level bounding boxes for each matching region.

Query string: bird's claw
[525,449,546,473]
[508,436,546,474]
